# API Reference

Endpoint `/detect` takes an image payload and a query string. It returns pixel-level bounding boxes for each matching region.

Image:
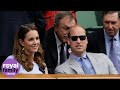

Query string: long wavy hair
[12,23,46,72]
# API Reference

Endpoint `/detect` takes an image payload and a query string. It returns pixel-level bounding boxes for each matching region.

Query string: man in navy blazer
[43,11,77,74]
[87,11,120,73]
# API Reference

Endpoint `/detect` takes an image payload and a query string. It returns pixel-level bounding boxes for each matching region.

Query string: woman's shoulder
[6,55,15,60]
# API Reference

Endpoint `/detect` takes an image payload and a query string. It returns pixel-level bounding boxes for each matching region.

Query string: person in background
[55,24,118,74]
[43,11,77,74]
[43,11,77,31]
[87,11,120,73]
[5,23,48,74]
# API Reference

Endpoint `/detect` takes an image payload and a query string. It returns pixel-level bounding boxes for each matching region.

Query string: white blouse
[6,55,44,74]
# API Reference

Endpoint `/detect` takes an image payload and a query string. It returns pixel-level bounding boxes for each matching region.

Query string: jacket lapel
[69,57,84,74]
[98,28,106,54]
[48,29,58,66]
[67,45,70,59]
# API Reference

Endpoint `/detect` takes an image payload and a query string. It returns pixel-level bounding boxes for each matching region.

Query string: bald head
[68,24,86,38]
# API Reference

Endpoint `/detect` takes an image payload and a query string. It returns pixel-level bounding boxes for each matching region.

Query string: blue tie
[80,58,92,74]
[109,38,120,73]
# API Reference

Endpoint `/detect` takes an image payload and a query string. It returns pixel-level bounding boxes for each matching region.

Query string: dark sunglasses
[71,35,86,41]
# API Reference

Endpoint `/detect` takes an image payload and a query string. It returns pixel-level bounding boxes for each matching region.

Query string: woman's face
[19,30,40,55]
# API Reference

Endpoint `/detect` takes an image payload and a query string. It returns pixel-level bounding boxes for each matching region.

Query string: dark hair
[54,11,76,27]
[102,11,120,19]
[18,23,39,40]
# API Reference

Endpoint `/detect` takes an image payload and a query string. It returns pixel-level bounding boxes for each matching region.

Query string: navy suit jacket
[86,27,120,54]
[87,28,106,54]
[43,27,69,74]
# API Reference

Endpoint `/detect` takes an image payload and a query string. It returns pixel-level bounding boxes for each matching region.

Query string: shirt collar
[70,52,87,62]
[54,31,62,47]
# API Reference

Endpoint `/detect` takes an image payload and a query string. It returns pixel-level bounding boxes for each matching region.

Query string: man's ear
[19,39,24,46]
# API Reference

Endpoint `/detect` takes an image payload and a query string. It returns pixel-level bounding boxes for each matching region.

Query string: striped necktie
[109,38,119,73]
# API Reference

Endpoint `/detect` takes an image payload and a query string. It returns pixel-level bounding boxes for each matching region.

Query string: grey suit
[55,53,118,74]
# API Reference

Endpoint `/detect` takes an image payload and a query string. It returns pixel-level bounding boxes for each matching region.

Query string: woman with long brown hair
[6,23,48,74]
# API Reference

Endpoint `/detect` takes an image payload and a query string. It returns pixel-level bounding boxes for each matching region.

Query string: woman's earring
[22,47,25,54]
[22,47,24,51]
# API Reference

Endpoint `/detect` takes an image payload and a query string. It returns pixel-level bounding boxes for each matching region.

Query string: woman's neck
[24,51,34,62]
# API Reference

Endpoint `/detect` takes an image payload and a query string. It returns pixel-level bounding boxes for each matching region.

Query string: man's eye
[63,27,70,30]
[111,22,116,24]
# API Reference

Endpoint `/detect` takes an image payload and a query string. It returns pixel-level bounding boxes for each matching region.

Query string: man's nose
[108,23,112,29]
